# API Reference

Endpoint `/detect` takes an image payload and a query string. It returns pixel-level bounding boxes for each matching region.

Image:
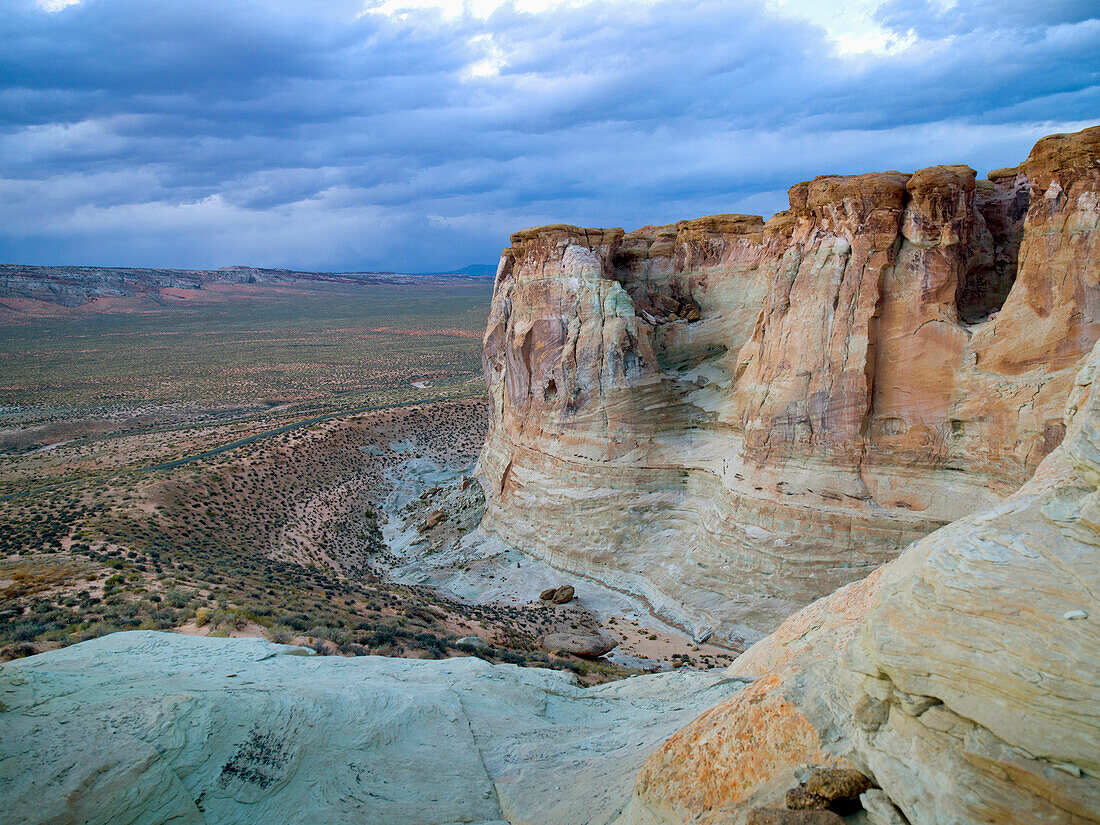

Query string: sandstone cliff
[479,126,1100,642]
[626,312,1100,825]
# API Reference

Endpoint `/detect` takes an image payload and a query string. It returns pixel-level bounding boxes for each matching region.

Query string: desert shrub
[11,620,48,642]
[283,614,311,632]
[267,624,295,644]
[413,632,445,652]
[210,609,247,631]
[495,649,525,665]
[76,621,119,642]
[163,590,190,608]
[365,627,397,647]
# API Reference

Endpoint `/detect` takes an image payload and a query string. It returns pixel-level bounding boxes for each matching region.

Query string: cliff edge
[478,125,1100,643]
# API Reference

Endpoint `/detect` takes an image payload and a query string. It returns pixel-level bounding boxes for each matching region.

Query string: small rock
[859,790,907,825]
[804,767,874,803]
[896,691,940,716]
[539,588,558,601]
[552,585,575,604]
[853,693,889,731]
[1063,609,1088,620]
[540,632,617,657]
[455,636,489,651]
[419,509,445,532]
[692,627,713,644]
[786,786,829,810]
[748,809,844,825]
[1052,761,1082,777]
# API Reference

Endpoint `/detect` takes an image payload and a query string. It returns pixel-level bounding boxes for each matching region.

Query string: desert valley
[1,123,1097,824]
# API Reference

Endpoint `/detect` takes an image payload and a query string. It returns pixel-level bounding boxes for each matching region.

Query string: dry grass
[0,557,85,600]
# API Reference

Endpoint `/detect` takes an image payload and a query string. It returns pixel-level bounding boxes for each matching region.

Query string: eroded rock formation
[479,126,1100,642]
[626,324,1100,825]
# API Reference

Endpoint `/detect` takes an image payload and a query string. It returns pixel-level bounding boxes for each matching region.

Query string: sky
[0,0,1097,272]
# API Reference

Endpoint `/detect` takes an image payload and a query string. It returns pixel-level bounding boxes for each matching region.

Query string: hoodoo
[478,125,1100,642]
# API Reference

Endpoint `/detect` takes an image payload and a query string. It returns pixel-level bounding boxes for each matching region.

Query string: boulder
[539,587,558,601]
[540,632,617,657]
[859,790,908,825]
[418,509,445,532]
[551,585,575,604]
[803,768,872,803]
[454,636,488,650]
[784,787,828,810]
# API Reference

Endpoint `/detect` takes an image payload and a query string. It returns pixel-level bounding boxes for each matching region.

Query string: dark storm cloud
[0,0,1096,271]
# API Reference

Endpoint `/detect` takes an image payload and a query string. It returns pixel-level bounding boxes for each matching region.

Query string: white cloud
[3,0,1096,269]
[36,0,81,11]
[766,0,917,55]
[367,0,657,20]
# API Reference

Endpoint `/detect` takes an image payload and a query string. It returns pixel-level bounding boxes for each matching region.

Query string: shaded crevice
[957,175,1030,324]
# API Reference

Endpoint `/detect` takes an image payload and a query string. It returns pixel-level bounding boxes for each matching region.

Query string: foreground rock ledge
[0,631,731,825]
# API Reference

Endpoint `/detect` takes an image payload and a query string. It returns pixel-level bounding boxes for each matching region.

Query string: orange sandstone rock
[478,126,1100,642]
[627,337,1100,825]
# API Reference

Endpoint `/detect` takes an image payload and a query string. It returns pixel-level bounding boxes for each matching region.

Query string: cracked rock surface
[0,631,732,825]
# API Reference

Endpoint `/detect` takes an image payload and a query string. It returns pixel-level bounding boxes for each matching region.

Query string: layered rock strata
[479,126,1100,641]
[627,330,1100,825]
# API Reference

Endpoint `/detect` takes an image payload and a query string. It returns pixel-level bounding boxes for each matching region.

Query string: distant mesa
[0,261,496,309]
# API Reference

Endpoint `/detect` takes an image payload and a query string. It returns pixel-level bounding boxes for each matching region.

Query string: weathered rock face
[0,631,732,825]
[626,336,1100,825]
[479,126,1100,641]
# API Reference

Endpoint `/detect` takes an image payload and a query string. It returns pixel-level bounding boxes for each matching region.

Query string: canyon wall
[478,126,1100,642]
[627,321,1100,825]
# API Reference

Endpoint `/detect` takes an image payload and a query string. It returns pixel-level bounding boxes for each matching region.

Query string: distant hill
[437,263,497,278]
[0,263,495,308]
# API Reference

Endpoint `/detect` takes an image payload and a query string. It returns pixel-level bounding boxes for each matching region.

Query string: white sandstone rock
[0,631,731,825]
